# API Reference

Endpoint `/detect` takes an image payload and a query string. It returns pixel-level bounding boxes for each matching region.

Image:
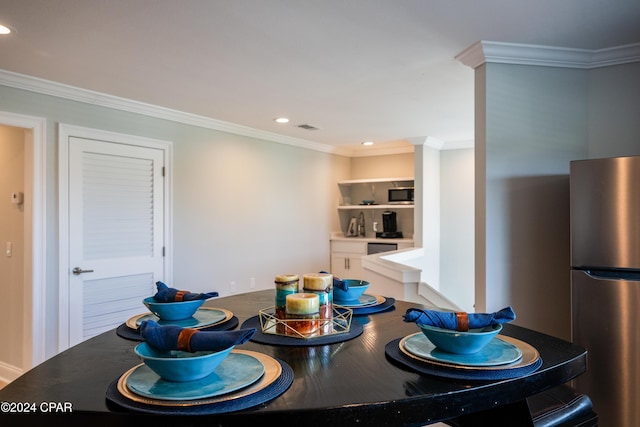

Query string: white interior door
[66,135,166,346]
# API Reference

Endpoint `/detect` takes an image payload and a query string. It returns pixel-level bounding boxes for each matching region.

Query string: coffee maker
[376,211,403,238]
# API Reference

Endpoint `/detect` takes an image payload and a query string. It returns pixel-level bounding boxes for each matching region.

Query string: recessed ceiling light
[274,117,289,124]
[362,141,374,146]
[0,25,12,35]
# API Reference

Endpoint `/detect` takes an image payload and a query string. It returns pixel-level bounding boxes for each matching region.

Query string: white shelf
[336,176,415,241]
[337,177,414,186]
[338,204,414,210]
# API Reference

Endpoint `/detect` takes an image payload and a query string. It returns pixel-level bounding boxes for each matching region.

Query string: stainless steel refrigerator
[570,155,640,427]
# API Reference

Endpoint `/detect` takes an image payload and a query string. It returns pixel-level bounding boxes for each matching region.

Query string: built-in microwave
[388,187,414,204]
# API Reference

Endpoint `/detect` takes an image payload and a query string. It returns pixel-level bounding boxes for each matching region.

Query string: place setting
[116,281,240,341]
[241,273,366,346]
[385,306,543,381]
[106,284,294,415]
[331,277,395,315]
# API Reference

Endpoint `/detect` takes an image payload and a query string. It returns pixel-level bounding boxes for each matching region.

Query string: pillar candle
[275,274,299,333]
[285,293,320,336]
[303,272,333,334]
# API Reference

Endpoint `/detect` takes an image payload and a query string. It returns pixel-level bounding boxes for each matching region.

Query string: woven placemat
[350,297,395,315]
[385,337,542,381]
[105,357,293,415]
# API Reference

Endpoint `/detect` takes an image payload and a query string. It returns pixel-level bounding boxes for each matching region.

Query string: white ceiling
[1,0,640,156]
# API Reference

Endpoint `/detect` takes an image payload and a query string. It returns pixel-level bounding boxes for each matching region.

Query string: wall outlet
[250,277,255,289]
[229,281,237,294]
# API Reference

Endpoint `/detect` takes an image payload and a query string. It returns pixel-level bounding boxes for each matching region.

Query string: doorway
[0,111,46,381]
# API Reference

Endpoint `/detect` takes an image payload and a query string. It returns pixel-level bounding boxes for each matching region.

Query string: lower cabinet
[330,240,366,279]
[330,238,414,280]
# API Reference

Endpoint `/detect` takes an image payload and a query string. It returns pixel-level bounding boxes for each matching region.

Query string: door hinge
[162,247,165,256]
[162,166,165,177]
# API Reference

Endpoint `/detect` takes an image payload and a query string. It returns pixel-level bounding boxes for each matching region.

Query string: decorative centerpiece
[260,272,351,339]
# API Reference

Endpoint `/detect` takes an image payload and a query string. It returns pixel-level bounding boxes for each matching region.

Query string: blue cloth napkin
[320,271,347,291]
[139,319,256,352]
[403,306,516,330]
[153,281,218,302]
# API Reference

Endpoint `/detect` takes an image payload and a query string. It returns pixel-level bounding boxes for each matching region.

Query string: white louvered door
[68,137,165,346]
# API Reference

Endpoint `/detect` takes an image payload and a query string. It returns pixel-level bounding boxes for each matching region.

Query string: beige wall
[0,125,25,371]
[350,152,414,179]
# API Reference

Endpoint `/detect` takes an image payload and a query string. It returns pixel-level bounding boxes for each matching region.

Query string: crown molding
[406,136,474,150]
[347,144,415,158]
[0,69,341,155]
[0,69,468,156]
[456,40,640,69]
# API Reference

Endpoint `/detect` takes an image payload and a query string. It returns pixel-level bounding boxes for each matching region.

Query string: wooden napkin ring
[175,290,187,301]
[177,328,198,352]
[456,312,469,332]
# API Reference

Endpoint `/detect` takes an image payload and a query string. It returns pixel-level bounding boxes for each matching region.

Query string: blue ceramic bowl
[143,296,204,321]
[135,342,233,382]
[417,323,502,354]
[333,279,370,302]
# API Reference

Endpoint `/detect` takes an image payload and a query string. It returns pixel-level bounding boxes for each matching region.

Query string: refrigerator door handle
[582,269,640,281]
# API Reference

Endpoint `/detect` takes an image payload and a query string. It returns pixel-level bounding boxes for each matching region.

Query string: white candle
[285,293,320,336]
[286,293,319,314]
[275,274,299,287]
[303,272,332,291]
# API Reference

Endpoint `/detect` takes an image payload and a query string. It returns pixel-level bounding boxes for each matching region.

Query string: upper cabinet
[337,177,414,210]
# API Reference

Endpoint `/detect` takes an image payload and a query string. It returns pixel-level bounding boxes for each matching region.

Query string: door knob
[72,267,94,275]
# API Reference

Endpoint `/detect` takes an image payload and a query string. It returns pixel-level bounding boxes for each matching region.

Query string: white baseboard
[0,360,24,384]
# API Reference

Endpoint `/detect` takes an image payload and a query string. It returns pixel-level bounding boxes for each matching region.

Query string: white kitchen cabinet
[330,238,414,280]
[330,240,366,279]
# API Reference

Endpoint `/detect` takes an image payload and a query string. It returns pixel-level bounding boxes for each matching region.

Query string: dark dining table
[0,289,588,426]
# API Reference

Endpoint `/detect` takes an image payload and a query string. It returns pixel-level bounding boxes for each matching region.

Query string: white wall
[479,63,589,340]
[588,62,640,158]
[173,131,349,295]
[440,148,474,312]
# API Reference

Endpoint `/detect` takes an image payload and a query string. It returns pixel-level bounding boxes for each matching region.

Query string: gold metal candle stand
[259,306,353,339]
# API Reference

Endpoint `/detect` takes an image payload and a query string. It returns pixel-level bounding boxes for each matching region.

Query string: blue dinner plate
[402,332,523,367]
[128,307,230,329]
[126,352,265,400]
[334,294,381,308]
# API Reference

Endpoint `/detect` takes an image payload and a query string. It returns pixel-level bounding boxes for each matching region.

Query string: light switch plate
[11,192,24,204]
